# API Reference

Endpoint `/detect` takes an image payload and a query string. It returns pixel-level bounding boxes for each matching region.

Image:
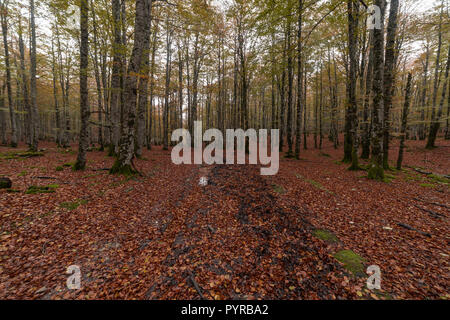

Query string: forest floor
[0,137,448,300]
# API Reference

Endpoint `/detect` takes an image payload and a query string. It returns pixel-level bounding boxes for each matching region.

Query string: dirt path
[138,164,357,299]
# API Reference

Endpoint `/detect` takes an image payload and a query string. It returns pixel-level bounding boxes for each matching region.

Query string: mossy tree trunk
[397,73,412,170]
[368,0,386,181]
[74,0,90,171]
[0,1,17,148]
[111,0,152,174]
[382,0,399,169]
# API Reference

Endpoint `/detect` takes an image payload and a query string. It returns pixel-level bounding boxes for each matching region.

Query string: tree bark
[368,0,386,181]
[0,1,17,147]
[111,0,152,174]
[74,0,90,171]
[397,73,412,170]
[382,0,399,169]
[29,0,39,151]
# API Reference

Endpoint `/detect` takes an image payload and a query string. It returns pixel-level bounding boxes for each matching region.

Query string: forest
[0,0,449,301]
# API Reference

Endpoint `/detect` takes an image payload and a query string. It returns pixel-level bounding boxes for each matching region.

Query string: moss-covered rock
[60,199,88,211]
[0,177,12,189]
[25,185,58,194]
[333,250,366,277]
[313,229,339,243]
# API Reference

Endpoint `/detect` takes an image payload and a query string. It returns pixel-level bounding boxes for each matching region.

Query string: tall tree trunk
[18,18,32,147]
[178,42,183,130]
[148,23,158,149]
[51,37,62,146]
[346,0,360,170]
[303,65,307,150]
[426,2,445,149]
[397,73,412,170]
[136,3,152,158]
[0,83,6,145]
[286,21,293,157]
[91,0,104,150]
[74,0,90,170]
[419,41,430,140]
[163,16,172,151]
[29,0,39,151]
[445,82,450,140]
[112,0,152,173]
[0,1,17,147]
[109,0,123,156]
[361,31,374,159]
[382,0,399,169]
[278,36,287,152]
[368,0,386,180]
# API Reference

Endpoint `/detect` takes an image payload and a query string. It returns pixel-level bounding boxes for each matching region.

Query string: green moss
[73,160,86,171]
[25,185,58,194]
[0,151,43,160]
[55,166,64,172]
[368,163,385,181]
[420,183,436,188]
[428,174,450,185]
[110,161,136,176]
[6,189,21,193]
[319,152,331,158]
[17,171,28,177]
[296,174,335,195]
[272,184,286,194]
[313,229,339,243]
[333,250,366,277]
[60,199,88,211]
[59,149,76,155]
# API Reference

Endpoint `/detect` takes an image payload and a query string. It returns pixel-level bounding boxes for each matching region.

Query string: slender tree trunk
[346,0,360,170]
[178,42,183,130]
[426,3,445,149]
[278,36,287,152]
[18,18,32,147]
[109,0,123,156]
[0,83,6,145]
[419,41,430,140]
[397,73,412,170]
[136,2,152,158]
[29,0,39,151]
[428,3,444,142]
[148,23,158,149]
[51,37,62,146]
[91,0,104,150]
[382,0,399,169]
[0,1,17,147]
[74,0,90,170]
[445,82,450,140]
[286,21,294,157]
[303,65,307,150]
[361,31,374,159]
[163,17,172,151]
